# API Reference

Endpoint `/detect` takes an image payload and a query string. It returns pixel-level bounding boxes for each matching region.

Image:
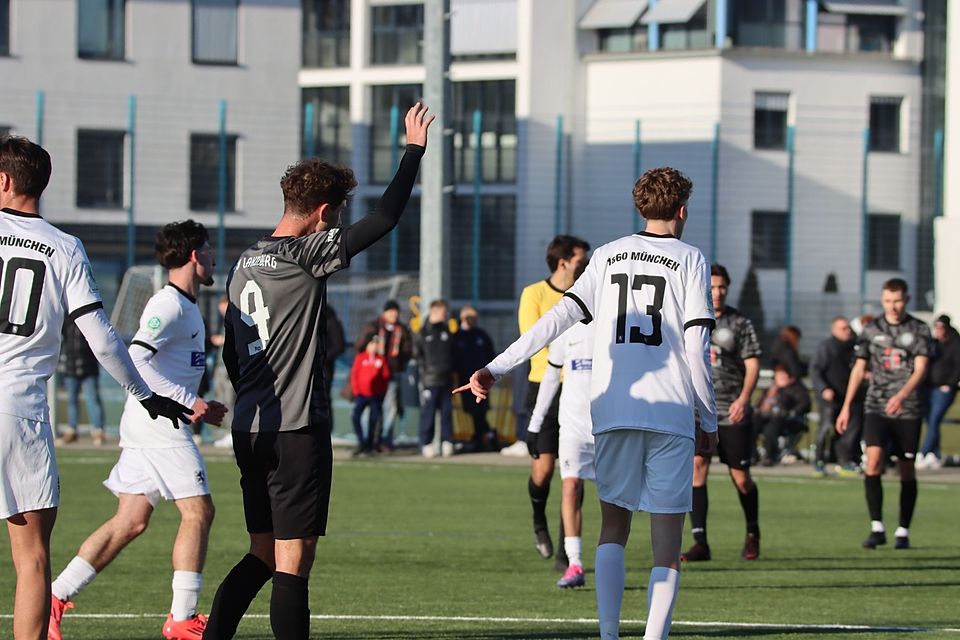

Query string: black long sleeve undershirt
[344,144,425,258]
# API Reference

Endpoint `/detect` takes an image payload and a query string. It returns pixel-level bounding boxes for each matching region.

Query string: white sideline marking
[5,613,959,632]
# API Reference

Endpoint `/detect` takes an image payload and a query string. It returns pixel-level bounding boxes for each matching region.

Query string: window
[193,0,238,65]
[867,214,900,270]
[451,195,516,300]
[190,134,238,211]
[847,14,896,53]
[370,84,421,183]
[303,0,350,68]
[598,25,648,53]
[301,87,351,164]
[78,0,125,60]
[452,81,517,184]
[659,3,709,51]
[751,211,788,269]
[364,197,421,272]
[370,4,423,65]
[870,96,901,153]
[1,0,9,56]
[76,130,125,209]
[732,0,803,49]
[754,92,789,150]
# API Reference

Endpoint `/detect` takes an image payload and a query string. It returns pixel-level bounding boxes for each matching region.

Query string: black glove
[140,393,192,429]
[525,430,540,459]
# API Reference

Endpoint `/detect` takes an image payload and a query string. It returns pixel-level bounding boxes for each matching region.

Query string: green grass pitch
[1,449,958,639]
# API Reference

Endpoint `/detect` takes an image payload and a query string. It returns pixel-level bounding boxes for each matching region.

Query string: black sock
[691,485,708,545]
[529,477,549,531]
[270,572,310,640]
[205,553,273,639]
[899,479,918,529]
[738,484,760,537]
[865,475,883,522]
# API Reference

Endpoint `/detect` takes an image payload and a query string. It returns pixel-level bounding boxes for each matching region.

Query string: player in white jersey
[457,167,717,640]
[528,320,596,589]
[49,221,226,640]
[0,136,189,640]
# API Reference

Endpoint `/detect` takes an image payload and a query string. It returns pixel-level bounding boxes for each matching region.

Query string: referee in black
[836,278,930,550]
[204,104,434,640]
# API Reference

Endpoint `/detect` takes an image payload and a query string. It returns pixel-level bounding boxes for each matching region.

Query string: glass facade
[452,80,517,184]
[370,4,423,65]
[78,0,125,60]
[370,84,421,183]
[193,0,238,65]
[451,194,516,300]
[76,130,125,209]
[301,86,352,164]
[303,0,350,68]
[189,133,238,211]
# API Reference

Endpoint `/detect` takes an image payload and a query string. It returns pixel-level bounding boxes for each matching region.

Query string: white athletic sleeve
[128,344,198,409]
[487,296,584,378]
[63,242,104,318]
[74,309,152,401]
[685,324,717,432]
[683,256,715,329]
[527,351,562,435]
[562,253,602,324]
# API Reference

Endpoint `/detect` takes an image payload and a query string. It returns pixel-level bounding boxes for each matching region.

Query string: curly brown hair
[155,220,209,270]
[280,158,358,217]
[632,167,693,221]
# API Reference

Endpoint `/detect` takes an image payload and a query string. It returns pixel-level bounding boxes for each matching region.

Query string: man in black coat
[811,316,863,475]
[453,305,497,451]
[415,299,455,457]
[57,319,106,445]
[918,315,960,467]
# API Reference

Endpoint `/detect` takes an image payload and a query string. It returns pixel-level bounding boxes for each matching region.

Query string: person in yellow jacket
[516,235,589,570]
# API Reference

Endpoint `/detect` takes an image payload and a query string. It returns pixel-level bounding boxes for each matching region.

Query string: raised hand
[404,102,436,148]
[140,393,192,430]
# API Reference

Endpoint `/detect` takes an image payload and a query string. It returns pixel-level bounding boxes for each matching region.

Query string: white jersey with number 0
[119,285,206,448]
[563,232,714,439]
[0,210,103,422]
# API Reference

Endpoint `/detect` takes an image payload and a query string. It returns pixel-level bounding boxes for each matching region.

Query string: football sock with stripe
[271,572,310,640]
[690,485,708,545]
[899,479,917,529]
[204,554,272,639]
[865,474,883,522]
[644,567,680,640]
[596,543,625,640]
[52,556,97,602]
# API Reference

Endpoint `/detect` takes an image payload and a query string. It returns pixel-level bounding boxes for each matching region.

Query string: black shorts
[716,420,753,470]
[863,413,922,458]
[526,381,561,456]
[233,424,333,539]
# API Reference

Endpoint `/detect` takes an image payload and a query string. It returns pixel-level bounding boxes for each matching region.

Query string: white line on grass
[4,613,958,632]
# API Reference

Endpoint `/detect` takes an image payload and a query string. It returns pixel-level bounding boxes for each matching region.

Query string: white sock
[895,526,909,538]
[644,567,680,640]
[596,543,625,640]
[871,520,886,533]
[171,571,202,621]
[52,556,97,602]
[565,536,583,567]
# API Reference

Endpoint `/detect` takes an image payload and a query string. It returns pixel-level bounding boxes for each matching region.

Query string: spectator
[350,335,391,456]
[770,325,804,379]
[917,315,960,469]
[57,318,107,445]
[415,299,455,457]
[755,364,811,466]
[211,295,236,447]
[810,316,862,476]
[453,305,497,451]
[324,304,347,428]
[357,300,413,450]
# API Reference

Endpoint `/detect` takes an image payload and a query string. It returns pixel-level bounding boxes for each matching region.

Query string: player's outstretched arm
[73,310,192,429]
[344,103,435,258]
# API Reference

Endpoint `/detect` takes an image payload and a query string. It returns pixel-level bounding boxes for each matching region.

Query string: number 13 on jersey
[610,273,665,346]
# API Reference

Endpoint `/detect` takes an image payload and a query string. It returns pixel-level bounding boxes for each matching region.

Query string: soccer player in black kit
[836,278,930,549]
[204,104,433,640]
[682,264,763,561]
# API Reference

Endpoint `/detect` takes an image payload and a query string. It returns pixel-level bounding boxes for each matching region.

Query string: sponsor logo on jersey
[147,316,162,330]
[191,351,205,367]
[570,358,592,371]
[194,470,206,486]
[896,332,915,347]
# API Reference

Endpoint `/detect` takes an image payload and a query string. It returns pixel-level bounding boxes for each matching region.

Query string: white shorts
[594,429,694,514]
[104,446,210,507]
[558,432,595,481]
[0,414,59,519]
